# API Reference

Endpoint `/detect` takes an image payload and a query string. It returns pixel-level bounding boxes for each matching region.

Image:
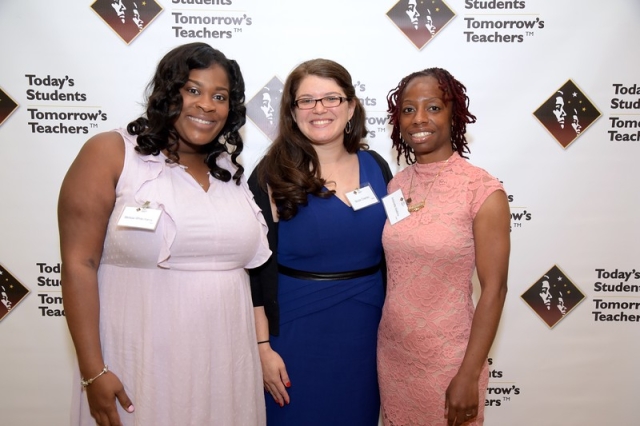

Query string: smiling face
[399,75,453,164]
[292,75,354,148]
[172,65,230,154]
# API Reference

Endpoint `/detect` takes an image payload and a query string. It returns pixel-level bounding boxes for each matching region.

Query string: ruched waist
[278,271,384,326]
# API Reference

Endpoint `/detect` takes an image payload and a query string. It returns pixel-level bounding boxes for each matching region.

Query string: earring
[345,120,352,134]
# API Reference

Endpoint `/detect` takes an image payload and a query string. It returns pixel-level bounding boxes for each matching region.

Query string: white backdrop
[1,1,639,425]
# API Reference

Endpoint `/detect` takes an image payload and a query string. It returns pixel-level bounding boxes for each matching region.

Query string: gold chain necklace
[180,165,209,189]
[406,158,450,213]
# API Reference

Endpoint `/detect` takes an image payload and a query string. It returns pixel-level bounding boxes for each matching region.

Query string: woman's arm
[445,189,510,426]
[247,166,291,407]
[254,306,290,407]
[59,131,133,426]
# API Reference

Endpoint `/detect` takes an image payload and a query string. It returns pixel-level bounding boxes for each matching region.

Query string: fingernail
[285,381,291,388]
[127,404,135,413]
[279,402,284,408]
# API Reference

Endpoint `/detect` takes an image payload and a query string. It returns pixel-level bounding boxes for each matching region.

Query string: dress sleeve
[364,149,393,185]
[239,177,272,269]
[247,164,281,335]
[468,168,505,218]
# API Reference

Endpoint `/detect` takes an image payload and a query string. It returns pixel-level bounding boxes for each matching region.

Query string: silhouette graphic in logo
[387,0,456,49]
[521,265,585,328]
[0,264,30,322]
[533,79,600,148]
[91,0,163,44]
[246,77,284,141]
[0,87,18,127]
[132,2,145,30]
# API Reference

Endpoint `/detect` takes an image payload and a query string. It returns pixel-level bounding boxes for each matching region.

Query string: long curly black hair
[387,67,476,165]
[127,42,246,184]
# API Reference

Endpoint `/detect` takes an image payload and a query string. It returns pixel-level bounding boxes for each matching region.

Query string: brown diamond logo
[387,0,456,50]
[0,87,18,127]
[533,79,601,149]
[521,265,585,329]
[92,0,163,45]
[0,264,30,322]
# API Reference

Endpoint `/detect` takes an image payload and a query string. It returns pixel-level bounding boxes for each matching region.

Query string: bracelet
[81,365,109,388]
[257,340,270,345]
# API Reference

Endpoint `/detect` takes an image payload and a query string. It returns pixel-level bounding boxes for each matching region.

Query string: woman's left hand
[444,373,479,425]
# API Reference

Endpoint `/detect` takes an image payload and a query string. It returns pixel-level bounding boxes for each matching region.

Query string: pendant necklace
[406,158,450,213]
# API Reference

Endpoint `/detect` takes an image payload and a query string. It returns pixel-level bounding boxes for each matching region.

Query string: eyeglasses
[294,96,348,110]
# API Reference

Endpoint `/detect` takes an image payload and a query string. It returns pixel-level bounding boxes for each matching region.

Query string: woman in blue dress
[248,59,391,425]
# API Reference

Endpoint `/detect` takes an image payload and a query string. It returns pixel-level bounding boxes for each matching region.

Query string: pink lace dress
[378,153,503,426]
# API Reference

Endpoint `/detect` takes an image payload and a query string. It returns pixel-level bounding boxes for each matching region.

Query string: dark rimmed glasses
[294,96,348,110]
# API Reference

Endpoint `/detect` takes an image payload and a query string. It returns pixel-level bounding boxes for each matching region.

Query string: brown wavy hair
[256,59,368,220]
[387,67,476,165]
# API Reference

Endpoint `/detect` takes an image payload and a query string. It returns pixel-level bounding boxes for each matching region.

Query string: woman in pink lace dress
[377,68,510,426]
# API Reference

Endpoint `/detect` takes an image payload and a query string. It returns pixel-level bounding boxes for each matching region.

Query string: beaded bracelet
[257,340,270,345]
[81,365,109,388]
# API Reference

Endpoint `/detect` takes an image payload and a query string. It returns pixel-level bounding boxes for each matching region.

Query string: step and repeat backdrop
[1,1,638,425]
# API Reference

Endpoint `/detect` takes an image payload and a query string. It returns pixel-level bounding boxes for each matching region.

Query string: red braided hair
[387,68,476,165]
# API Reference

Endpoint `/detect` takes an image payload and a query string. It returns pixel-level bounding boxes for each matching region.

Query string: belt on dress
[277,263,380,281]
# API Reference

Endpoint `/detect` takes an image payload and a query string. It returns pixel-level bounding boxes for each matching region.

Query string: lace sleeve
[468,168,505,218]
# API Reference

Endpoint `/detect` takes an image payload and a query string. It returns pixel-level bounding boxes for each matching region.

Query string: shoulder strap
[363,149,393,184]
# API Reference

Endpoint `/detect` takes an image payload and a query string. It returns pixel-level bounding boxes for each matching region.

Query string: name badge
[117,201,162,231]
[382,189,410,225]
[345,184,379,211]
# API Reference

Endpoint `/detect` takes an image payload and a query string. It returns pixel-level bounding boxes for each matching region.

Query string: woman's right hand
[259,345,291,407]
[86,372,134,426]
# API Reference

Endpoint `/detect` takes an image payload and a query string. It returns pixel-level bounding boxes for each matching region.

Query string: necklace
[179,164,208,189]
[406,158,450,213]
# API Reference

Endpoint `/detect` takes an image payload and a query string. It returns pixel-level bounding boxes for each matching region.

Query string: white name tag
[345,184,379,211]
[382,189,410,224]
[117,203,162,231]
